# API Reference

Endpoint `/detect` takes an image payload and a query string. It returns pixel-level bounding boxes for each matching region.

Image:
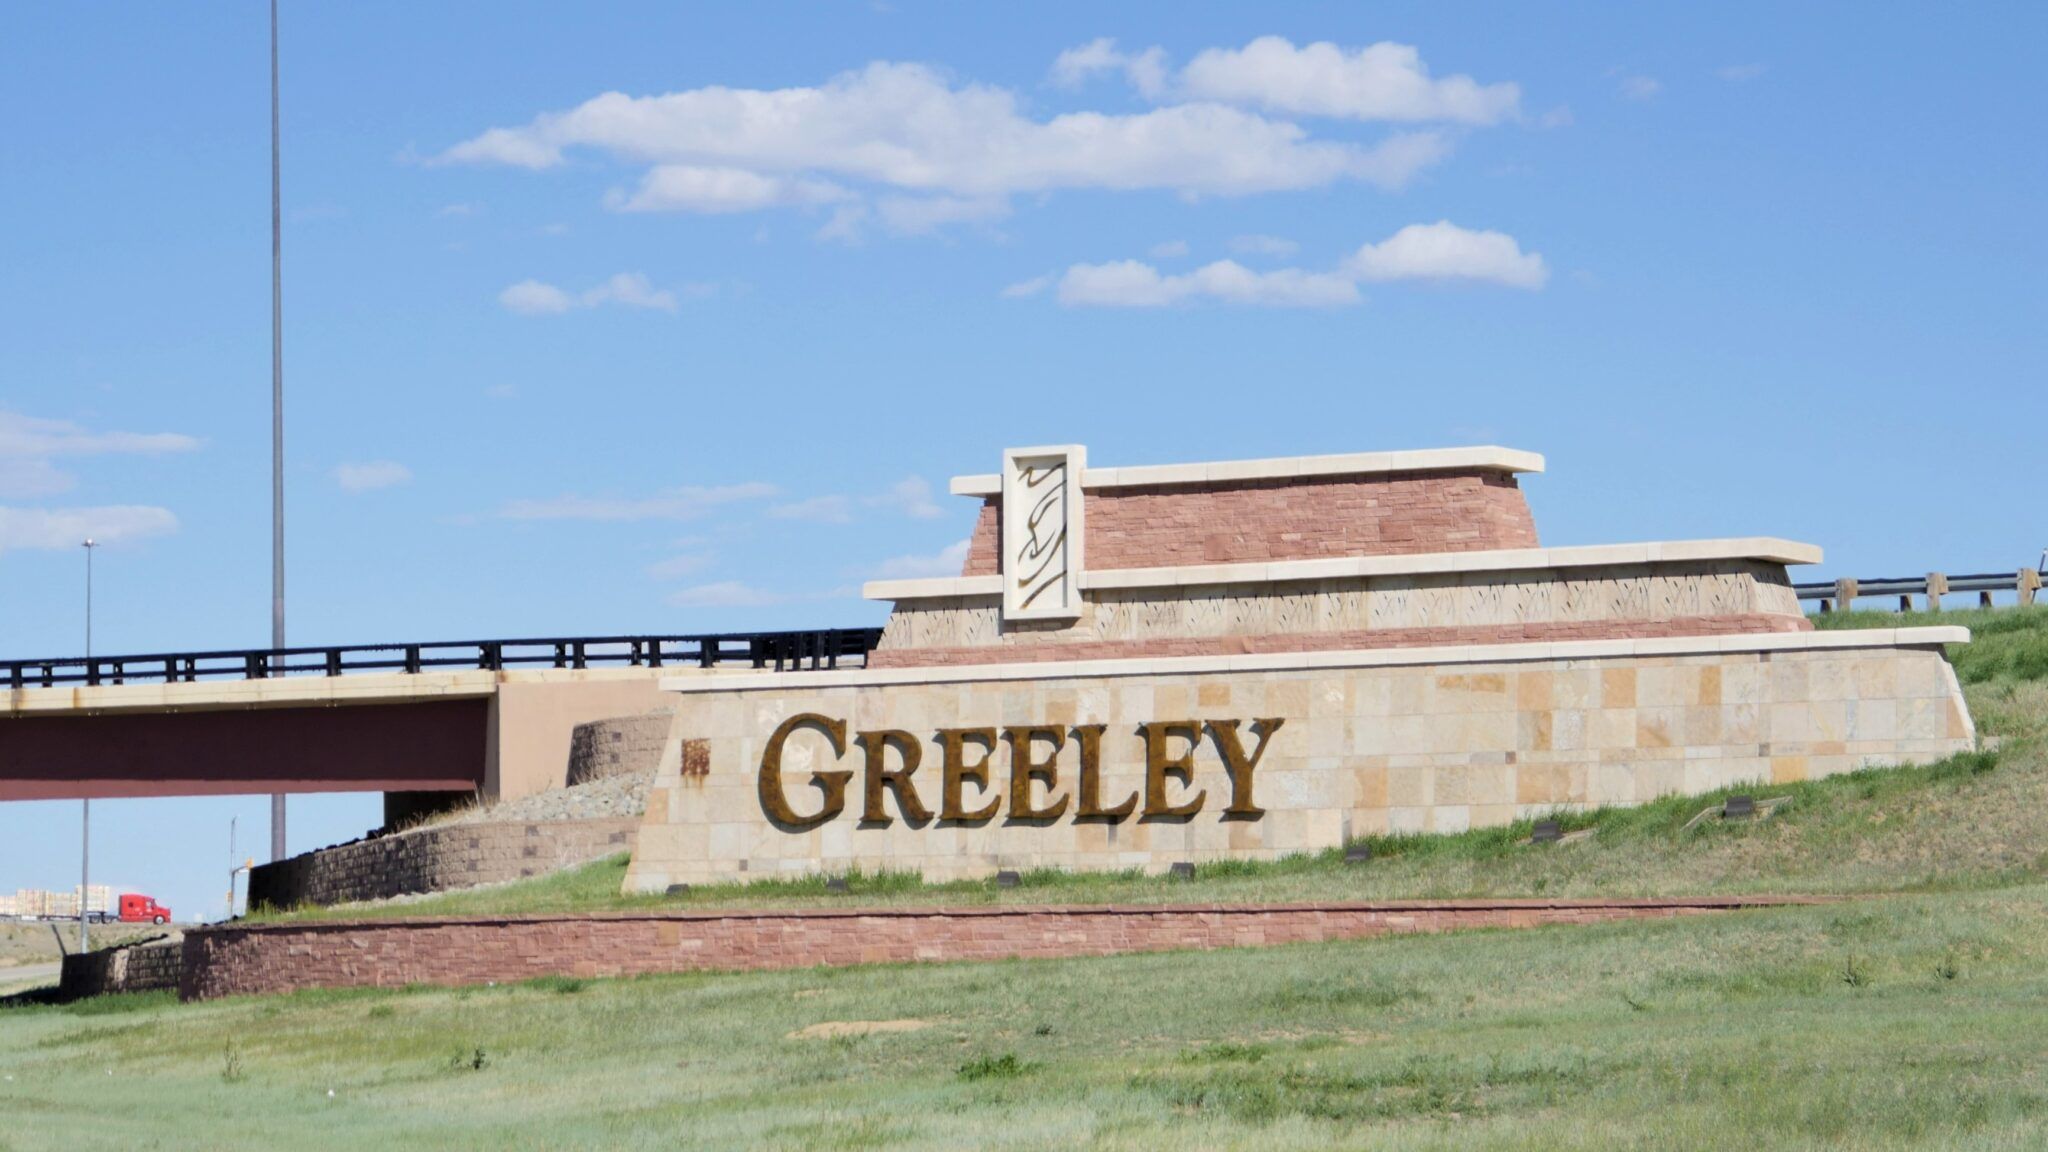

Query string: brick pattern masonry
[869,613,1812,668]
[962,471,1538,576]
[248,818,637,910]
[178,896,1820,1000]
[60,940,183,998]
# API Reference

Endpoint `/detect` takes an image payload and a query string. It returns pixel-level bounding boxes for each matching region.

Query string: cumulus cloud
[1049,38,1168,98]
[1058,259,1360,308]
[0,410,199,499]
[1027,221,1546,308]
[333,461,412,492]
[498,272,695,315]
[1346,221,1548,288]
[1176,37,1521,124]
[0,505,179,551]
[500,482,776,521]
[441,55,1473,233]
[871,539,971,579]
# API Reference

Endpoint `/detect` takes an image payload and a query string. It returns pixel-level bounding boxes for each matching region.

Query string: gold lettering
[1141,720,1206,817]
[937,727,1001,821]
[1073,723,1136,819]
[1207,718,1284,817]
[1003,725,1071,821]
[758,713,851,829]
[857,729,931,824]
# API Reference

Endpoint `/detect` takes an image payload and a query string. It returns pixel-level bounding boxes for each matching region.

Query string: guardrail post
[1924,572,1947,612]
[326,649,342,676]
[571,641,587,670]
[404,645,421,674]
[1835,578,1858,613]
[648,640,664,668]
[2022,569,2042,607]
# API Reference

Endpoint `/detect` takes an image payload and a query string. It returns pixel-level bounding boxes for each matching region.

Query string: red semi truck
[115,893,173,925]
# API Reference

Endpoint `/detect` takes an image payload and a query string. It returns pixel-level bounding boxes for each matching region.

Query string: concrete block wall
[59,939,182,998]
[567,713,675,786]
[248,818,636,910]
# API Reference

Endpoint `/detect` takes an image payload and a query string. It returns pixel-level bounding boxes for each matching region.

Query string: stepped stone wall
[59,939,182,998]
[567,713,674,785]
[248,819,636,910]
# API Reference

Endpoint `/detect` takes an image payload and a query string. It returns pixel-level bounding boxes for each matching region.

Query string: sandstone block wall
[249,818,636,910]
[627,637,1973,891]
[567,713,675,785]
[177,896,1812,1000]
[961,470,1537,576]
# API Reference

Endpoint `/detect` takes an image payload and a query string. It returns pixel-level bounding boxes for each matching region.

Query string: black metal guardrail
[2,629,885,691]
[1795,569,2044,613]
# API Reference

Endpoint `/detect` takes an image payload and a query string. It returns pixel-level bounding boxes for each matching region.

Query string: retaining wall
[59,939,182,998]
[248,818,636,910]
[178,896,1816,1000]
[566,713,673,785]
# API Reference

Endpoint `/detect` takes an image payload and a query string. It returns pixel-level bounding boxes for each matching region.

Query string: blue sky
[3,2,2043,921]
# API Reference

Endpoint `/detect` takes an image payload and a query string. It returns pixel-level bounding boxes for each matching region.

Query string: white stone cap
[862,537,1824,603]
[661,625,1969,694]
[948,445,1545,498]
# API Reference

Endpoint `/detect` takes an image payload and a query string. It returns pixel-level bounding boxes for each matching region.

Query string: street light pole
[269,0,288,863]
[81,538,97,954]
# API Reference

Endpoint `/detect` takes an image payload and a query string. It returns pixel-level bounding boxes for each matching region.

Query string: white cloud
[866,476,944,519]
[1717,63,1767,83]
[1058,259,1360,308]
[0,410,200,499]
[667,581,786,608]
[1148,239,1190,259]
[0,505,178,551]
[500,482,776,521]
[442,58,1459,230]
[871,539,971,579]
[769,494,855,524]
[999,273,1054,298]
[874,195,1010,236]
[1347,221,1548,288]
[1617,75,1662,101]
[645,552,715,579]
[498,280,574,315]
[1177,37,1521,124]
[333,461,412,492]
[498,272,693,315]
[1538,105,1574,129]
[1049,38,1168,98]
[437,202,480,217]
[1230,233,1299,257]
[607,166,850,213]
[1028,221,1546,308]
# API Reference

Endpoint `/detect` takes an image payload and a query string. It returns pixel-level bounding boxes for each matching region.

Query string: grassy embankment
[257,604,2048,919]
[3,606,2047,1150]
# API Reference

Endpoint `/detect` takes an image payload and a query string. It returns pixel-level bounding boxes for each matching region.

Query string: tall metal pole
[269,0,288,864]
[82,539,96,954]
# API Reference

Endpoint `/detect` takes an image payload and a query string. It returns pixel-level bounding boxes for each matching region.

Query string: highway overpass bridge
[0,631,879,822]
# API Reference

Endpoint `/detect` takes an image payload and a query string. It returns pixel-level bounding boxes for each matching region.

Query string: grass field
[3,605,2045,1150]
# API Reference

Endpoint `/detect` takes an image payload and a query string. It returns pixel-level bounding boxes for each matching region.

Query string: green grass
[7,885,2048,1149]
[7,606,2048,1149]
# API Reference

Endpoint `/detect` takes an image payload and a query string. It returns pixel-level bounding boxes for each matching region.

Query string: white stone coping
[947,446,1545,498]
[660,626,1968,695]
[862,537,1824,603]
